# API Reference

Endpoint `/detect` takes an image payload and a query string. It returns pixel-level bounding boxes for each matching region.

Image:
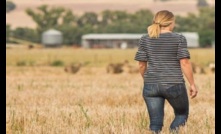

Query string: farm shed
[81,32,199,48]
[81,34,143,49]
[42,29,63,47]
[181,32,199,48]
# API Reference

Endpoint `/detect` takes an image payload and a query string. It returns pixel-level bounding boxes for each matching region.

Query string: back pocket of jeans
[143,84,157,97]
[166,84,184,98]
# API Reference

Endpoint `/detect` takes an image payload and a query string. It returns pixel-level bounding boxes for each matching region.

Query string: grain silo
[42,29,63,47]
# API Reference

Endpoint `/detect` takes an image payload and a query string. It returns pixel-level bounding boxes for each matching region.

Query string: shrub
[197,0,209,7]
[6,1,16,13]
[50,60,64,67]
[12,27,40,43]
[16,61,27,66]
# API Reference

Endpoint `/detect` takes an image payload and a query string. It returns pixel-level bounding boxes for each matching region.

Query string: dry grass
[6,47,215,67]
[6,48,214,134]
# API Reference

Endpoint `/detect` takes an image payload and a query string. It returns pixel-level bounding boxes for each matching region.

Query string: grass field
[6,48,215,134]
[6,48,215,67]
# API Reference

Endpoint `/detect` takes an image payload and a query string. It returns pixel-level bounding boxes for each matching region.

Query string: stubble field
[6,48,215,134]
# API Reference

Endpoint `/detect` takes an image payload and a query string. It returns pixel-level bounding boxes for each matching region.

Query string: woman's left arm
[138,61,147,79]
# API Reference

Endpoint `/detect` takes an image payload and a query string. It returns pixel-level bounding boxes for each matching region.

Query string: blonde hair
[147,10,175,38]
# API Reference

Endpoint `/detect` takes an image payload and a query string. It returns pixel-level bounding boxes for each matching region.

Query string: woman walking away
[134,10,198,134]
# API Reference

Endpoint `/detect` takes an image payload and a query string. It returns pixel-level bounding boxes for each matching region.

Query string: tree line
[6,5,214,47]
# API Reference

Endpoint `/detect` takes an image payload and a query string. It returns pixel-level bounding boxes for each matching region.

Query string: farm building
[81,34,142,49]
[42,29,63,47]
[81,32,199,48]
[181,32,199,48]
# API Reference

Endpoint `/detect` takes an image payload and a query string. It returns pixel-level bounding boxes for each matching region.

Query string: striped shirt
[134,32,190,84]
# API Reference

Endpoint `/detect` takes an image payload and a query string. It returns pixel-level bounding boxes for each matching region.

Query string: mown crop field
[6,47,215,134]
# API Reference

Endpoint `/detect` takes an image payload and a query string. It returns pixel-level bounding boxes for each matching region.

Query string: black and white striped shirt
[134,32,190,84]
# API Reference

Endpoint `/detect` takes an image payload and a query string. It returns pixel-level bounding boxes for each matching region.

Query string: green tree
[198,29,214,47]
[26,5,77,33]
[175,7,214,47]
[6,1,16,13]
[175,13,199,32]
[197,7,215,30]
[77,12,98,27]
[62,10,77,26]
[130,9,153,33]
[197,0,209,8]
[98,11,132,33]
[12,27,40,43]
[57,25,81,45]
[100,10,115,26]
[26,5,77,44]
[197,7,215,47]
[98,10,151,33]
[6,24,11,43]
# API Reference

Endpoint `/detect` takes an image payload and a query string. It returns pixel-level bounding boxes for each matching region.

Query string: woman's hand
[189,84,198,99]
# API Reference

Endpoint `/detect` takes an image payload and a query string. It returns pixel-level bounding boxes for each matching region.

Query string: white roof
[82,34,144,40]
[181,32,199,38]
[82,32,199,40]
[43,29,62,35]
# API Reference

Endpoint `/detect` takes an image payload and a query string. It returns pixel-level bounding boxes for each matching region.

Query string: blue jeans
[143,83,189,134]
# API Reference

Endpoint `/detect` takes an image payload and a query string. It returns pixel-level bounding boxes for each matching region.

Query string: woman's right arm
[180,58,198,99]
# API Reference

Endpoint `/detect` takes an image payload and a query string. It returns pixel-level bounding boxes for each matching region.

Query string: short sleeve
[177,35,190,59]
[134,35,148,62]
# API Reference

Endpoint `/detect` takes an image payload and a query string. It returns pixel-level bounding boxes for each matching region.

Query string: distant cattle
[191,62,205,74]
[107,60,139,74]
[64,63,82,74]
[209,63,215,73]
[106,63,124,74]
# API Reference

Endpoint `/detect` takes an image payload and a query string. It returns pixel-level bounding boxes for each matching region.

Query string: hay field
[6,48,215,134]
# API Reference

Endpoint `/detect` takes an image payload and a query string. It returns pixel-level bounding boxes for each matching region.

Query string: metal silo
[42,29,63,47]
